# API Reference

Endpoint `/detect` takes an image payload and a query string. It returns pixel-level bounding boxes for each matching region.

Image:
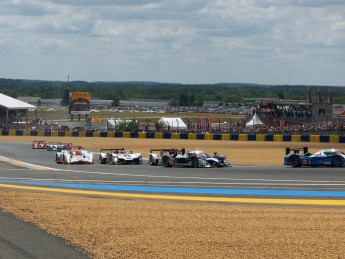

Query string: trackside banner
[69,92,91,115]
[332,104,345,117]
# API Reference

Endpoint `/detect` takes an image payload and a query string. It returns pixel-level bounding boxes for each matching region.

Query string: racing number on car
[302,160,309,165]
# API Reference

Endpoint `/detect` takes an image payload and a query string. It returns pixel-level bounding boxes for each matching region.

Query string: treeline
[1,78,344,105]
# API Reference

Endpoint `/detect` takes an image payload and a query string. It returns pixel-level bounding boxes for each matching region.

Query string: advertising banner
[69,92,91,115]
[332,104,345,117]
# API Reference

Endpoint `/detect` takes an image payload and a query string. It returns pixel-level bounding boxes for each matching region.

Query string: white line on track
[50,168,345,184]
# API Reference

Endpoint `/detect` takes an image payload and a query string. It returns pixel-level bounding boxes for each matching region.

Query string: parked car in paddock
[46,142,66,151]
[148,148,229,168]
[32,140,46,149]
[56,148,94,164]
[284,147,345,167]
[98,148,142,165]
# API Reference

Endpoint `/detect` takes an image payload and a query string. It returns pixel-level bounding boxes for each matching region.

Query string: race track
[1,142,345,206]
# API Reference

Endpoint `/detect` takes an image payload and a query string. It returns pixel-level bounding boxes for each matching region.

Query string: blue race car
[284,147,345,167]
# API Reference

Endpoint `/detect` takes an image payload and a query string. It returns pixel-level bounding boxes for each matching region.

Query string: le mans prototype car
[46,142,67,151]
[284,147,345,167]
[56,148,94,164]
[98,148,142,165]
[148,148,229,168]
[32,140,46,149]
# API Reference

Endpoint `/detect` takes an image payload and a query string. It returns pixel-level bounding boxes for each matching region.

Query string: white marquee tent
[245,113,265,128]
[159,117,187,130]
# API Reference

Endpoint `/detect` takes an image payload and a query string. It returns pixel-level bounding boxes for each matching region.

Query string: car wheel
[290,155,301,167]
[192,157,199,168]
[332,156,343,167]
[149,155,154,165]
[163,157,171,167]
[135,158,142,164]
[216,162,223,168]
[99,155,106,164]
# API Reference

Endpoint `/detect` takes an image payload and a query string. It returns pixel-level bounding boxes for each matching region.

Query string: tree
[115,119,137,132]
[60,88,70,106]
[155,120,166,132]
[278,91,285,100]
[190,94,195,106]
[168,99,178,107]
[111,97,120,107]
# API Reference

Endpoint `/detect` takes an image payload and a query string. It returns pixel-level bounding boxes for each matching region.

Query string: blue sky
[0,0,344,86]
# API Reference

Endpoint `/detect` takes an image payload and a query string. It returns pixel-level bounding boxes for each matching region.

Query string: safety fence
[1,130,345,143]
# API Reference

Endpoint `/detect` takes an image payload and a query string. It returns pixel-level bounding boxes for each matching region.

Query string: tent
[159,117,187,130]
[246,113,265,128]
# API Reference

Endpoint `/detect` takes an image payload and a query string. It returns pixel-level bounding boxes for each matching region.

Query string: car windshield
[71,151,82,155]
[200,152,211,158]
[314,149,345,156]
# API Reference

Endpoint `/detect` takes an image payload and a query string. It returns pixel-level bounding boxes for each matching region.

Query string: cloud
[0,0,344,86]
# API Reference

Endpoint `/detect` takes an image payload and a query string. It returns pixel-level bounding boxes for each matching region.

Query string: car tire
[290,155,301,167]
[216,163,223,168]
[332,156,343,167]
[192,157,199,168]
[135,158,142,165]
[163,157,171,167]
[99,155,106,164]
[149,155,155,165]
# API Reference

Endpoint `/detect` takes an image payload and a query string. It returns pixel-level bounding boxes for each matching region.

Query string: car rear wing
[149,148,186,156]
[100,148,125,153]
[285,147,309,155]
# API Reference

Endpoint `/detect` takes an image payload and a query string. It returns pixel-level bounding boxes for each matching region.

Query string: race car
[284,147,345,167]
[148,148,229,168]
[56,148,94,164]
[148,148,179,166]
[46,142,66,151]
[98,148,142,165]
[32,140,46,149]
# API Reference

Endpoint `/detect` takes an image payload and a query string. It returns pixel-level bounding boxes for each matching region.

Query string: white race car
[56,148,94,164]
[98,148,142,165]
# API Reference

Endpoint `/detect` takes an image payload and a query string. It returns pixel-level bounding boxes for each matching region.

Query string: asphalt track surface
[0,142,345,206]
[1,142,345,257]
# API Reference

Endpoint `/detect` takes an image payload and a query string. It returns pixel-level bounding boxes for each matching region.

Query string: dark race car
[284,147,345,167]
[149,148,229,168]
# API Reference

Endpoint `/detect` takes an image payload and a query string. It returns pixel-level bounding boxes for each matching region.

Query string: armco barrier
[188,133,196,140]
[265,134,274,141]
[230,134,238,141]
[247,134,256,141]
[2,130,345,143]
[196,134,205,140]
[301,135,310,142]
[163,133,171,139]
[179,133,188,139]
[154,132,162,139]
[213,134,222,140]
